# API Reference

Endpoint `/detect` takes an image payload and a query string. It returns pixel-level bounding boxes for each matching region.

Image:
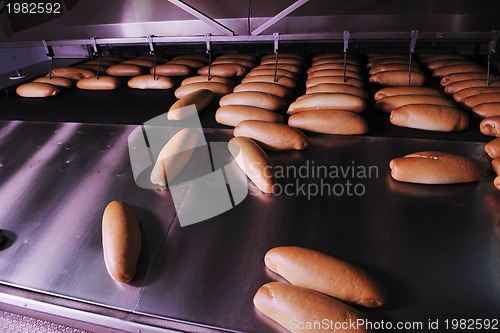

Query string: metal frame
[251,0,309,36]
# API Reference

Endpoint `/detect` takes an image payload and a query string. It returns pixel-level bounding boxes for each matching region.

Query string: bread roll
[426,59,476,70]
[197,64,247,77]
[106,64,144,76]
[77,64,109,72]
[228,136,274,193]
[432,64,484,77]
[367,53,408,61]
[181,75,235,87]
[168,89,215,120]
[47,67,95,80]
[265,246,387,307]
[254,282,369,333]
[134,55,167,63]
[374,87,443,101]
[369,70,426,86]
[484,137,500,159]
[306,83,368,99]
[462,93,500,109]
[252,64,302,75]
[216,54,257,62]
[151,64,191,76]
[172,54,209,64]
[389,151,482,184]
[127,75,174,89]
[234,120,308,151]
[211,58,255,69]
[241,75,296,89]
[246,68,296,79]
[260,57,304,67]
[150,128,200,186]
[121,59,154,68]
[375,95,455,113]
[440,72,498,86]
[419,54,469,63]
[307,62,360,73]
[76,76,120,90]
[174,82,232,98]
[289,110,368,135]
[220,91,287,111]
[288,93,366,114]
[312,52,357,61]
[167,58,205,69]
[16,82,59,97]
[311,57,361,67]
[367,58,414,69]
[306,76,364,88]
[261,53,304,60]
[480,116,500,137]
[86,59,116,66]
[368,63,420,75]
[444,79,500,94]
[473,103,500,119]
[102,201,141,283]
[215,105,284,127]
[390,104,468,131]
[233,82,291,99]
[453,86,500,102]
[33,76,75,88]
[307,69,363,80]
[101,56,125,63]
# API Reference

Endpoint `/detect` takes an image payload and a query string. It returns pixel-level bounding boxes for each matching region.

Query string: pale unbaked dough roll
[102,201,141,283]
[389,151,482,184]
[444,79,500,94]
[306,83,368,99]
[127,75,175,90]
[16,82,59,97]
[76,76,120,90]
[265,246,387,308]
[234,120,308,151]
[106,64,144,76]
[390,104,469,132]
[241,75,296,89]
[375,95,455,113]
[473,103,500,118]
[440,72,498,86]
[215,105,284,127]
[181,75,235,86]
[307,69,363,80]
[168,89,215,120]
[253,282,369,333]
[368,63,420,75]
[453,86,500,102]
[150,128,200,186]
[306,76,365,88]
[228,136,275,193]
[151,64,191,76]
[480,116,500,137]
[219,91,287,111]
[288,93,366,114]
[432,64,484,77]
[289,110,369,135]
[462,93,500,109]
[197,64,247,77]
[484,137,500,159]
[374,87,443,100]
[246,68,296,79]
[174,81,232,98]
[369,70,426,86]
[307,62,360,73]
[33,76,75,88]
[233,82,291,99]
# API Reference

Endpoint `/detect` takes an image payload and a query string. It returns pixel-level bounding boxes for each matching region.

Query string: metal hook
[343,30,350,83]
[487,30,499,85]
[408,30,419,85]
[42,40,55,79]
[205,33,212,81]
[148,35,158,80]
[91,37,102,79]
[273,32,280,82]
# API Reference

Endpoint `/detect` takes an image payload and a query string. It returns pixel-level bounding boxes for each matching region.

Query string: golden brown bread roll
[444,79,500,94]
[288,93,366,114]
[121,59,154,68]
[220,91,287,111]
[311,57,361,67]
[241,75,296,89]
[197,64,247,77]
[180,75,235,86]
[171,54,209,63]
[49,67,95,79]
[33,76,75,88]
[233,82,291,99]
[265,246,387,308]
[76,76,120,90]
[246,68,297,79]
[420,54,469,63]
[234,120,308,151]
[168,89,215,120]
[77,64,109,72]
[261,53,304,60]
[254,282,369,333]
[228,136,275,193]
[473,103,500,119]
[440,72,498,86]
[374,86,443,101]
[453,86,500,102]
[167,58,205,69]
[426,59,476,70]
[16,82,59,97]
[174,81,232,98]
[307,62,360,73]
[211,58,255,69]
[306,76,364,89]
[215,105,284,127]
[307,69,364,80]
[369,70,426,86]
[480,116,500,137]
[106,64,144,76]
[306,83,368,99]
[216,53,257,62]
[390,104,469,132]
[102,201,141,283]
[85,59,116,66]
[462,93,500,109]
[101,56,125,63]
[133,55,167,63]
[312,52,358,61]
[367,58,414,69]
[289,109,369,135]
[260,57,304,67]
[252,64,302,75]
[375,95,455,113]
[484,137,500,159]
[432,64,484,77]
[389,151,482,184]
[150,64,191,76]
[127,75,174,90]
[367,53,407,61]
[150,128,200,186]
[368,63,420,75]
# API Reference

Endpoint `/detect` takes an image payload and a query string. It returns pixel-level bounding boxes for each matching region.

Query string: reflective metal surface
[0,120,499,332]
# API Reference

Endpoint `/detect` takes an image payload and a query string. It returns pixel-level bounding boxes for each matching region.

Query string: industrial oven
[0,0,499,332]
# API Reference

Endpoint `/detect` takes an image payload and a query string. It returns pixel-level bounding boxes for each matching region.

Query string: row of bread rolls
[254,246,388,333]
[368,53,426,87]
